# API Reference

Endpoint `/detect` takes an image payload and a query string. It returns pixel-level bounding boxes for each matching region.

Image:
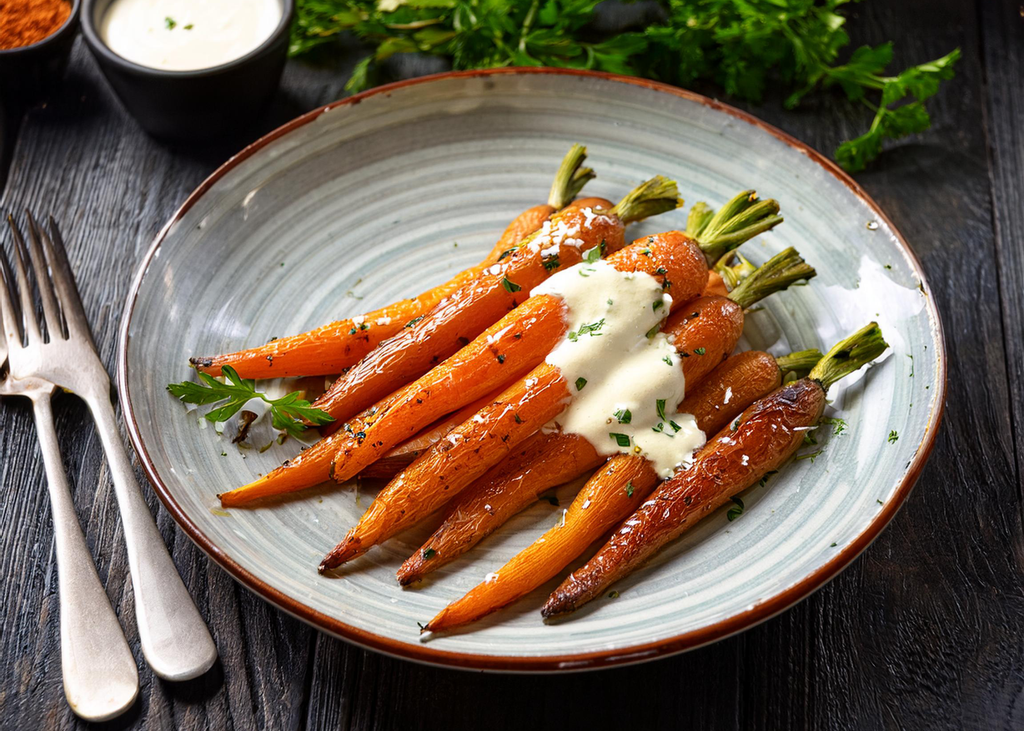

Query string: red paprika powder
[0,0,71,50]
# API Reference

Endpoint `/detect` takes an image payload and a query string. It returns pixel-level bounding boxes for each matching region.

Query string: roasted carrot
[396,348,820,585]
[678,348,822,436]
[541,324,889,619]
[320,362,571,569]
[318,219,795,569]
[219,227,705,507]
[422,454,657,633]
[309,176,680,432]
[357,389,505,480]
[191,144,596,379]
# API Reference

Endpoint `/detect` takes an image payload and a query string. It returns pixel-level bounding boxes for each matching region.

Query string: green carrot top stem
[608,175,682,225]
[547,144,596,209]
[809,323,889,391]
[690,190,784,263]
[714,250,757,290]
[727,247,816,310]
[775,349,824,379]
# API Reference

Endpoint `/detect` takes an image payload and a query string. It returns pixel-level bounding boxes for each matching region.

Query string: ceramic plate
[118,69,945,671]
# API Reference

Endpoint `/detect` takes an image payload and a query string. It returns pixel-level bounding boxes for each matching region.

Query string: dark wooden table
[2,1,1021,729]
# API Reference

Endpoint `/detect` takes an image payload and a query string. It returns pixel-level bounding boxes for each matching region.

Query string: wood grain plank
[980,0,1024,531]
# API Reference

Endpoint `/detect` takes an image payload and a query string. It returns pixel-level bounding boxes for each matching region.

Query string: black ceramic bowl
[0,0,80,100]
[80,0,293,140]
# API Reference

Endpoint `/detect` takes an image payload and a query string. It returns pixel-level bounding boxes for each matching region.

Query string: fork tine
[24,211,65,341]
[0,241,21,354]
[7,215,41,344]
[43,216,94,343]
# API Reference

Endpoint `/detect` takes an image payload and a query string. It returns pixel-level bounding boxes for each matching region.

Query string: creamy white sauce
[100,0,281,71]
[534,259,706,477]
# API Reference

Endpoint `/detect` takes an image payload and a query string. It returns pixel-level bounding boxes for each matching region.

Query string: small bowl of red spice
[0,0,80,99]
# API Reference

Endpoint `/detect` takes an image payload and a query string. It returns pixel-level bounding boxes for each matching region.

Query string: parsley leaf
[167,366,333,438]
[727,496,744,521]
[501,276,522,293]
[609,432,631,448]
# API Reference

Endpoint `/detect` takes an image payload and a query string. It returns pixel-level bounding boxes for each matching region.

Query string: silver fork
[0,231,138,720]
[1,213,217,682]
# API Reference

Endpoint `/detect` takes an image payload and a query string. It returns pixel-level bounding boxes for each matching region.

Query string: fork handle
[31,394,139,721]
[85,394,217,681]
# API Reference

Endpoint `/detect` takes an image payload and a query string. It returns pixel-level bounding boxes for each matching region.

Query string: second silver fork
[2,213,217,682]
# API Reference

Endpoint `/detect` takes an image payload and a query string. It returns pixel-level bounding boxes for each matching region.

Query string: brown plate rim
[116,66,947,673]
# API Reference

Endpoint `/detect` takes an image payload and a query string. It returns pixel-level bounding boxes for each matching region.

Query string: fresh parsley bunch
[290,0,959,172]
[168,366,334,438]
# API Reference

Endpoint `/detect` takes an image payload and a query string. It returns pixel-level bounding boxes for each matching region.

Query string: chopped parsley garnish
[183,23,194,29]
[584,240,606,263]
[422,547,436,560]
[626,481,634,498]
[167,365,333,438]
[726,496,744,521]
[876,499,884,505]
[614,408,632,424]
[653,300,664,312]
[822,417,847,435]
[608,591,620,599]
[758,470,777,487]
[575,377,587,391]
[405,315,424,328]
[501,276,521,293]
[802,432,818,447]
[669,420,682,432]
[888,430,899,443]
[907,353,915,377]
[830,542,838,547]
[164,16,177,29]
[542,255,560,271]
[514,413,523,424]
[640,248,652,256]
[609,432,631,448]
[497,248,516,261]
[646,322,662,339]
[655,266,668,276]
[496,354,505,363]
[795,449,823,462]
[578,267,595,277]
[568,319,605,342]
[662,355,674,366]
[694,347,706,355]
[656,399,668,421]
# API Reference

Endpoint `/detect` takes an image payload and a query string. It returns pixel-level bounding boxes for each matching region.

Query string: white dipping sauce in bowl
[100,0,282,71]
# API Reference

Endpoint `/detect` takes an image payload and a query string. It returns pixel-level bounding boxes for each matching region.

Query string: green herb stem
[548,143,596,209]
[809,323,889,391]
[608,175,681,225]
[775,349,824,379]
[727,247,816,310]
[693,191,784,263]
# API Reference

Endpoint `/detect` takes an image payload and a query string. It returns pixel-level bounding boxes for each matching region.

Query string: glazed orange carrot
[320,362,571,569]
[358,389,506,480]
[396,348,820,585]
[218,228,705,507]
[308,178,681,433]
[192,144,597,379]
[422,454,658,632]
[540,325,888,619]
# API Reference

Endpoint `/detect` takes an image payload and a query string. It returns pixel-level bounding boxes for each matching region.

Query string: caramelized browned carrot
[309,177,681,432]
[679,349,821,436]
[193,144,597,379]
[541,324,888,619]
[396,348,820,585]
